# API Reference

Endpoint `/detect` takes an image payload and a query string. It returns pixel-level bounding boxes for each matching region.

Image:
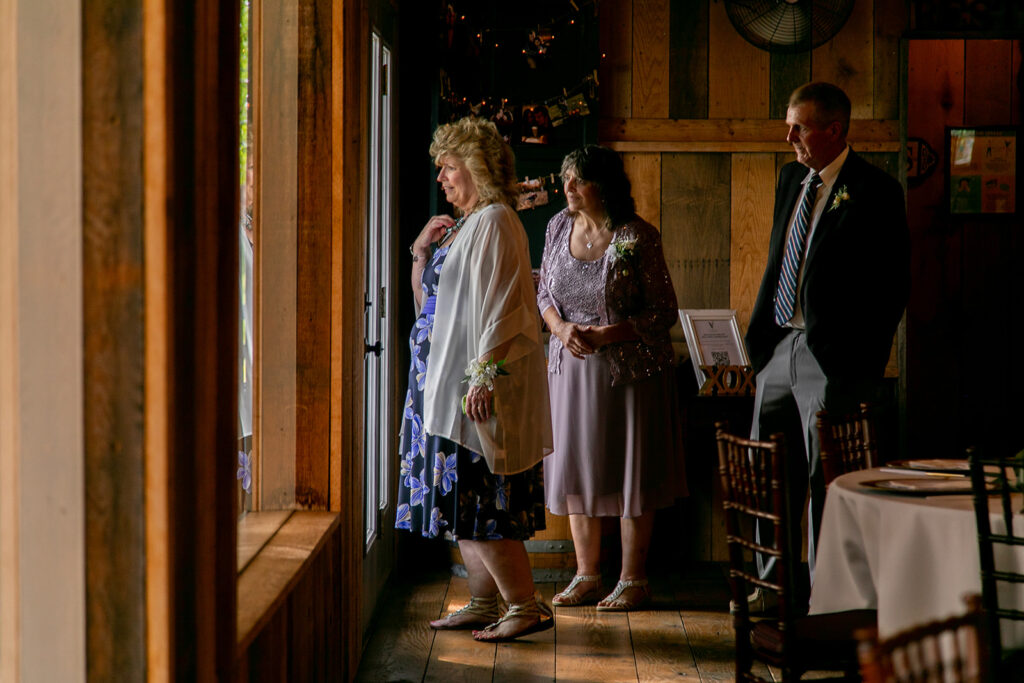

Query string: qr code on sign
[711,351,730,366]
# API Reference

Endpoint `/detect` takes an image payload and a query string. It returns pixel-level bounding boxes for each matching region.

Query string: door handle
[364,341,382,356]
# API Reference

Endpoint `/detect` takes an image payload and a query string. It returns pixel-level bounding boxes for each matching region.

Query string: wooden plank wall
[905,38,1023,458]
[598,0,905,561]
[600,0,903,335]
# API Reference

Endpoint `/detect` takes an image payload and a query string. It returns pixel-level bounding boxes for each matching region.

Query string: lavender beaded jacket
[536,208,678,387]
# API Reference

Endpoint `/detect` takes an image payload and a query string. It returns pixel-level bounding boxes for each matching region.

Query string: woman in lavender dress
[396,117,553,641]
[537,145,687,611]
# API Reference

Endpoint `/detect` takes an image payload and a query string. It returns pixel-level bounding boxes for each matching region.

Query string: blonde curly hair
[430,117,519,211]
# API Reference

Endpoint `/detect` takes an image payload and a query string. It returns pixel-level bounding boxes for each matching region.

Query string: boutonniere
[828,185,852,213]
[606,237,638,275]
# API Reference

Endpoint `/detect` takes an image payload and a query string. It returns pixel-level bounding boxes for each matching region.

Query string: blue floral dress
[395,245,545,541]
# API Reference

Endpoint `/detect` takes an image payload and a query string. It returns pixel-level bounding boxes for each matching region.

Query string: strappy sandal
[471,595,554,642]
[429,594,504,630]
[552,574,602,607]
[595,579,651,612]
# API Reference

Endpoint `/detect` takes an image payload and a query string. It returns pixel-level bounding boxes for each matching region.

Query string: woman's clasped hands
[552,320,611,359]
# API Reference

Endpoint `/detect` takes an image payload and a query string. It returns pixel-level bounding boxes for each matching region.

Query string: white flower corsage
[460,358,508,415]
[606,237,638,275]
[828,185,851,212]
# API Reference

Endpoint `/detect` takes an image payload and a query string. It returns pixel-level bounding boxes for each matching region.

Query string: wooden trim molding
[0,2,20,678]
[83,1,147,679]
[2,3,87,680]
[237,510,291,573]
[599,117,901,152]
[295,0,333,510]
[144,0,171,679]
[605,140,901,153]
[235,511,340,652]
[159,1,240,679]
[333,0,368,678]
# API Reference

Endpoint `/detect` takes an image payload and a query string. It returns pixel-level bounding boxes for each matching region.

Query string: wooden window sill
[236,510,340,651]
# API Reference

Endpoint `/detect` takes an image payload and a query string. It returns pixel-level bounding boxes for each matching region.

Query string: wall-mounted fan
[724,0,855,53]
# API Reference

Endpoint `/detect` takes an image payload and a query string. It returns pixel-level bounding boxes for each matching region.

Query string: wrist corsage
[460,358,508,415]
[463,358,508,389]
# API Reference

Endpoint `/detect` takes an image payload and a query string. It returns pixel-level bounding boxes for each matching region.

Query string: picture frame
[679,309,750,386]
[946,126,1018,216]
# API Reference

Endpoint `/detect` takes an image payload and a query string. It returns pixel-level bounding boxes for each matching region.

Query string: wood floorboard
[554,606,637,682]
[354,569,450,683]
[492,582,557,683]
[356,564,771,683]
[628,610,700,681]
[425,577,497,683]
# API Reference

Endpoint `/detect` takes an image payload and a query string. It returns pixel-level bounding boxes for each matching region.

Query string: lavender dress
[538,210,686,518]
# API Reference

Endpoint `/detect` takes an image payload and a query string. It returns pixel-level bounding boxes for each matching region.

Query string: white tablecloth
[809,468,1024,647]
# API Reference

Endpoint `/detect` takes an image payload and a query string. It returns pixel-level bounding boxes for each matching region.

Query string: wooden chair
[816,402,879,487]
[716,425,875,682]
[968,448,1024,678]
[856,594,991,683]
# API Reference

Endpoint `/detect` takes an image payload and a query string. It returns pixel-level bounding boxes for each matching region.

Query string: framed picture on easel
[679,309,750,387]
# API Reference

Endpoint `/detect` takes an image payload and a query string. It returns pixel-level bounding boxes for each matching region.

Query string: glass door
[364,30,394,552]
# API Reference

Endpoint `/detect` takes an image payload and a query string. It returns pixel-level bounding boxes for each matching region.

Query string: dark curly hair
[560,145,636,230]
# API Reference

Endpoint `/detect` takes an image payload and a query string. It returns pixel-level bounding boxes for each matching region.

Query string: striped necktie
[774,172,822,326]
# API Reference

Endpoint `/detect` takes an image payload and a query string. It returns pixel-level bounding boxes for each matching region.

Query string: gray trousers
[751,330,827,587]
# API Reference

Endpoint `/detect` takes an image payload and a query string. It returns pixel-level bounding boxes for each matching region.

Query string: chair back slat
[817,402,879,487]
[857,594,992,683]
[968,448,1024,676]
[716,425,796,683]
[718,424,870,682]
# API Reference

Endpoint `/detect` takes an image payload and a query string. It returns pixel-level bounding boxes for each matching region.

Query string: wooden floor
[355,563,840,682]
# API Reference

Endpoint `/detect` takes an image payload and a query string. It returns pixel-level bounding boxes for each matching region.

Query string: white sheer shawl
[422,202,553,474]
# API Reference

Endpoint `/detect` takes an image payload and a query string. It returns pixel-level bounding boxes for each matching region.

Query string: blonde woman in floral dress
[397,117,553,641]
[537,145,687,611]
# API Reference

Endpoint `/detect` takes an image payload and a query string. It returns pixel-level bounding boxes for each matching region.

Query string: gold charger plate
[860,476,994,495]
[885,459,999,476]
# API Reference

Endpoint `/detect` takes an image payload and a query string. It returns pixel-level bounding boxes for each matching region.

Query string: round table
[809,467,1024,647]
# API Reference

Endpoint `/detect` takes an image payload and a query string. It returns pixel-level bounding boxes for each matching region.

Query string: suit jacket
[745,150,910,381]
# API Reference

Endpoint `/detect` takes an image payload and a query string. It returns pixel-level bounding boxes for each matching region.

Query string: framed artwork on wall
[947,126,1018,216]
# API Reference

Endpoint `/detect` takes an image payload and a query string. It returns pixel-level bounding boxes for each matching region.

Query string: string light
[442,3,599,130]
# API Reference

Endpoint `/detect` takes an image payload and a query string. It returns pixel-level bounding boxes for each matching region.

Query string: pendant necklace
[441,215,467,244]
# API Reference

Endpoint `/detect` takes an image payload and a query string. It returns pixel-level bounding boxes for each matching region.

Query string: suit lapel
[805,151,862,273]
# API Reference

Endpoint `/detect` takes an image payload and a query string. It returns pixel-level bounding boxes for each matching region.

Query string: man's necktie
[774,172,822,326]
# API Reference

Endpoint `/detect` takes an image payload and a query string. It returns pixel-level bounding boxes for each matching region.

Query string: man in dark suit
[738,82,910,612]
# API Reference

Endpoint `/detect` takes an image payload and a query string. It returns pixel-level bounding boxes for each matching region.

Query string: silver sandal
[471,595,554,642]
[430,593,504,630]
[552,574,602,607]
[595,579,651,612]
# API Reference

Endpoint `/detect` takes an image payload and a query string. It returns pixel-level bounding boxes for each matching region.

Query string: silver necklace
[441,216,467,244]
